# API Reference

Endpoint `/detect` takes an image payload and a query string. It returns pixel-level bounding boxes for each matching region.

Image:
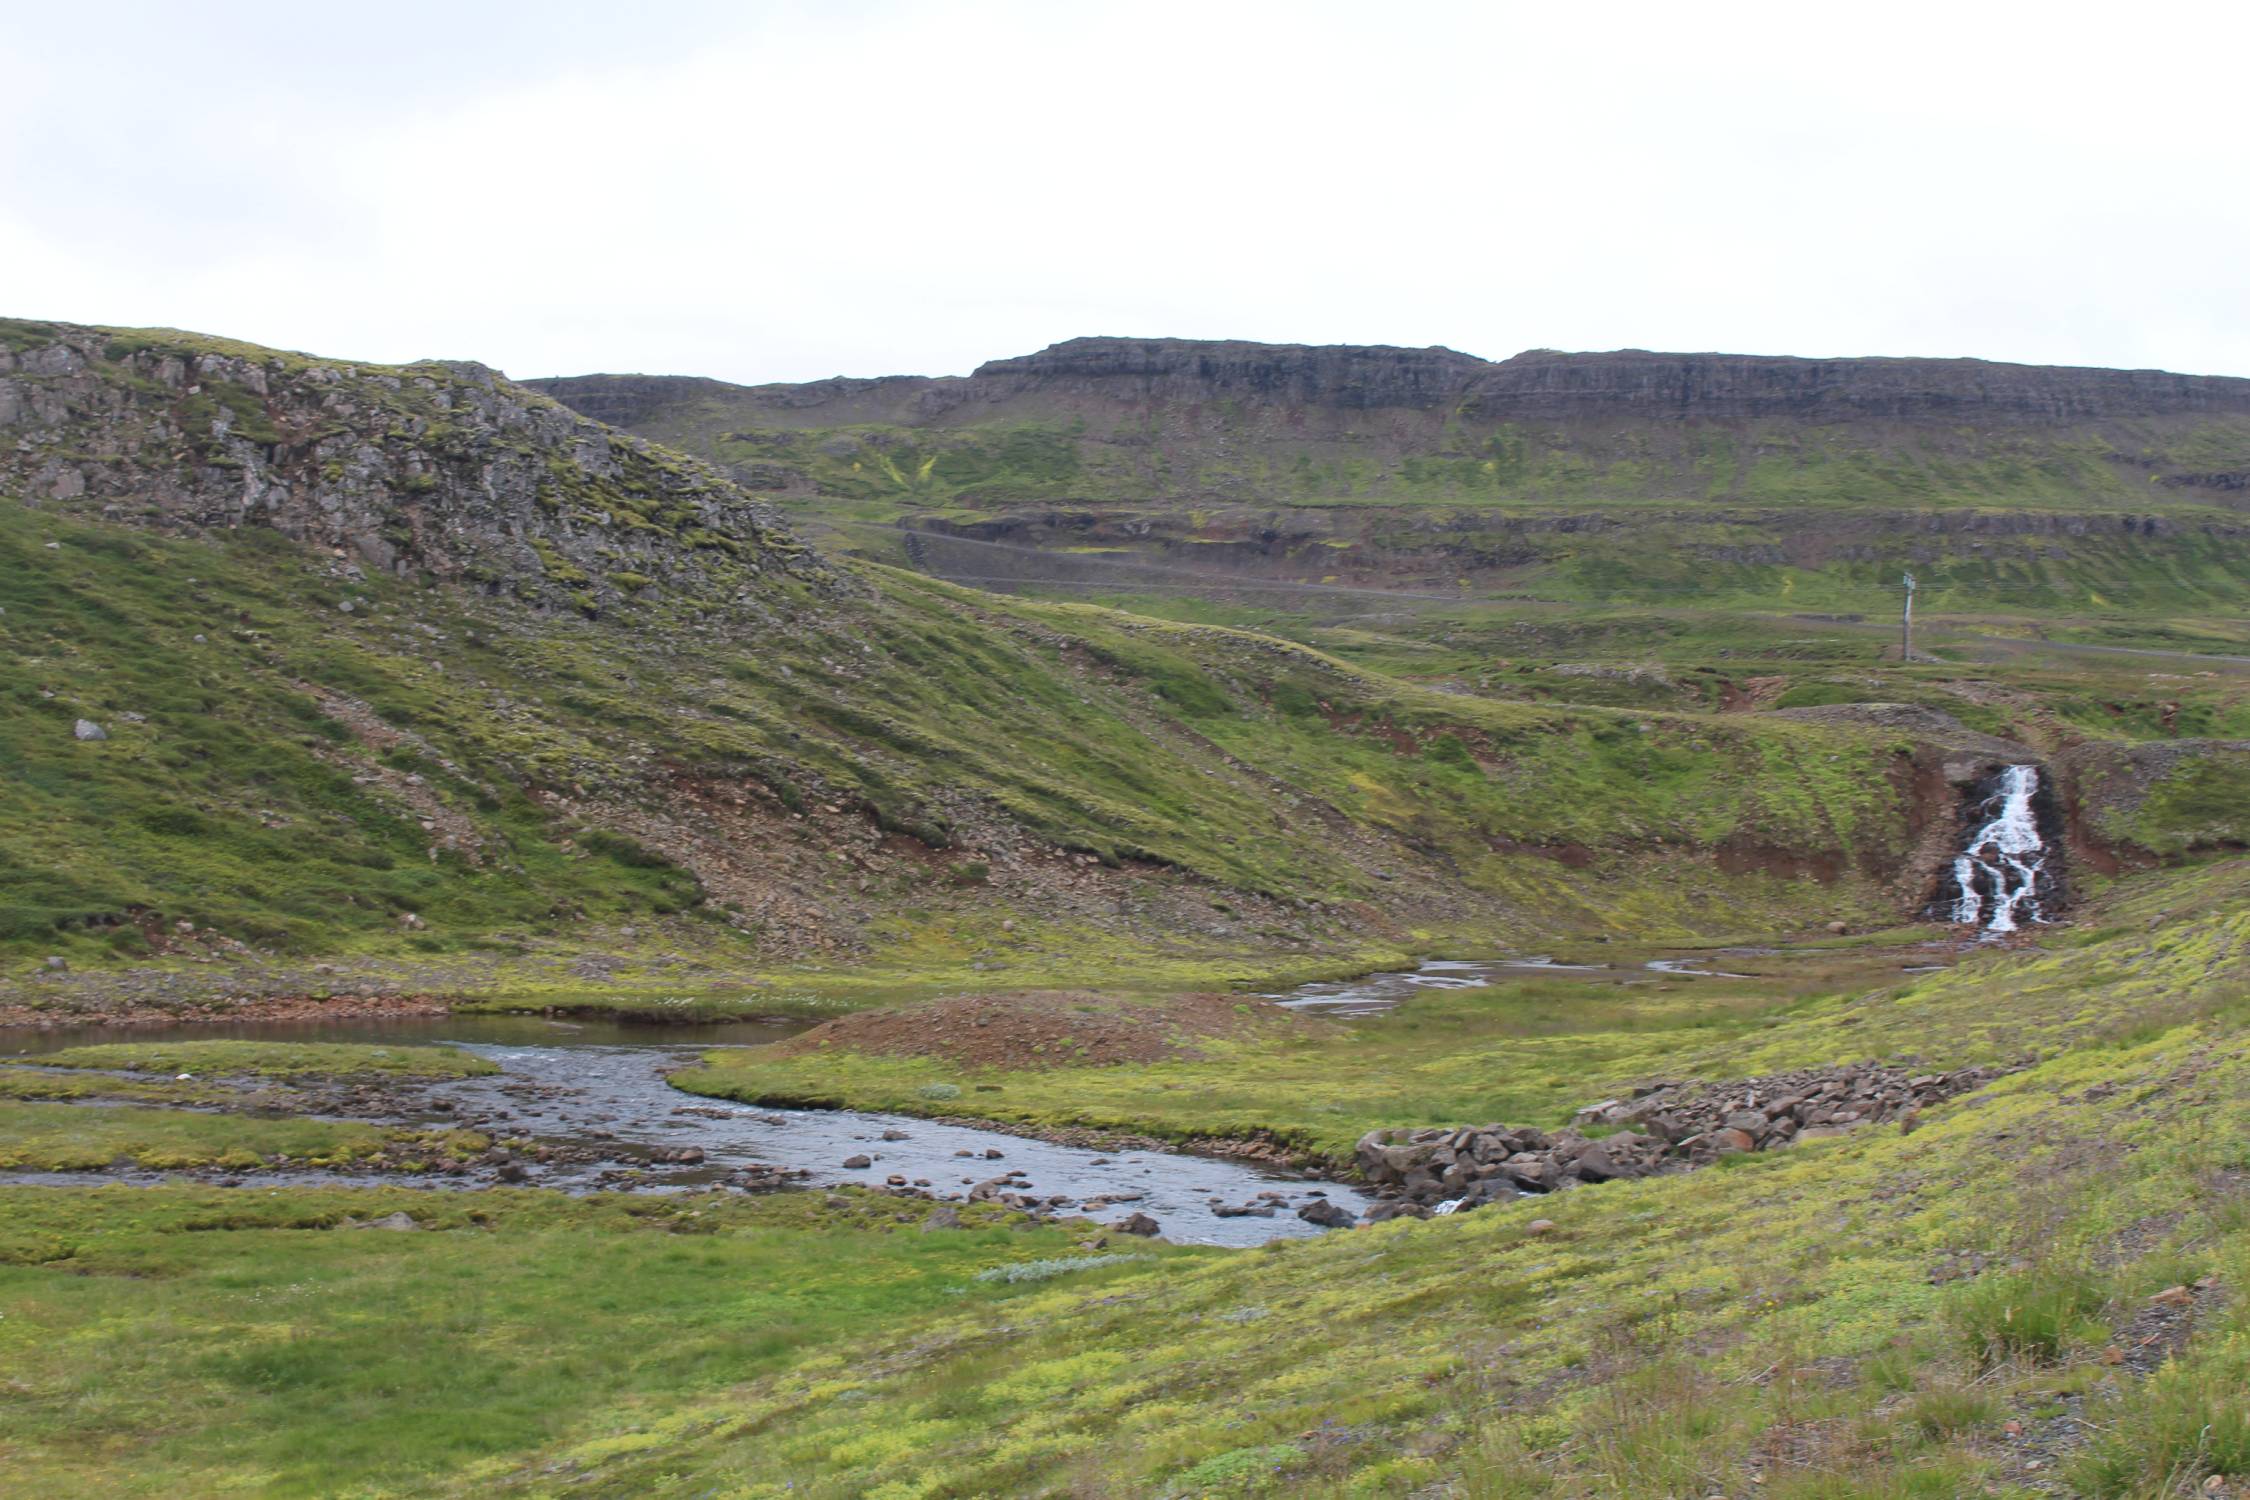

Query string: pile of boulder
[1355,1061,2005,1219]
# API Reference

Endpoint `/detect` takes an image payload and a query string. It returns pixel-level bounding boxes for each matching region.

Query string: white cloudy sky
[5,1,2246,384]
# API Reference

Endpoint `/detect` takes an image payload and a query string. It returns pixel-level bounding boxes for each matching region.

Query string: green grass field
[3,858,2244,1495]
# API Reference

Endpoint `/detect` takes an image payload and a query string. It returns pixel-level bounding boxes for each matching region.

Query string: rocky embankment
[1355,1061,2006,1219]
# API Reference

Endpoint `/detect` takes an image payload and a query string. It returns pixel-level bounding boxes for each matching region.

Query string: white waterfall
[1949,764,2049,935]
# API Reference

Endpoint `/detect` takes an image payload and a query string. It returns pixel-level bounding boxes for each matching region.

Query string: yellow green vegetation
[21,1039,498,1078]
[0,861,2240,1494]
[0,1101,481,1171]
[0,1186,1201,1497]
[476,860,2250,1495]
[0,1069,224,1105]
[678,865,2249,1156]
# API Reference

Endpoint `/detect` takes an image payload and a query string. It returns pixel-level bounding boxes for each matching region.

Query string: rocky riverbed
[0,1016,1375,1246]
[1355,1061,2009,1217]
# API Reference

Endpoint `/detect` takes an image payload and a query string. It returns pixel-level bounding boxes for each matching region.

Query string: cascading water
[1949,764,2050,935]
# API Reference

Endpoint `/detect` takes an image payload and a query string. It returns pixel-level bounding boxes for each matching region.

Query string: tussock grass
[2072,1346,2250,1497]
[1952,1262,2111,1369]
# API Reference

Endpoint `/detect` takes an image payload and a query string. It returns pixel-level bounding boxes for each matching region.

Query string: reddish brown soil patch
[1712,836,1846,883]
[772,989,1310,1070]
[0,993,452,1031]
[1717,674,1789,712]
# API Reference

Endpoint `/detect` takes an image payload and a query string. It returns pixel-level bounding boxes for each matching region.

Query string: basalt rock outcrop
[970,337,1493,410]
[545,339,2250,427]
[1355,1062,2006,1216]
[0,319,828,613]
[1460,348,2250,425]
[975,340,2250,425]
[532,337,2250,529]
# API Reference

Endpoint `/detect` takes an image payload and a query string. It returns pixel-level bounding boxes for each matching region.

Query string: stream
[0,949,1879,1242]
[0,1013,1371,1247]
[1272,954,1759,1017]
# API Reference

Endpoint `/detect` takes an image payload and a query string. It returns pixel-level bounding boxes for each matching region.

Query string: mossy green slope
[468,859,2250,1497]
[1,488,1933,992]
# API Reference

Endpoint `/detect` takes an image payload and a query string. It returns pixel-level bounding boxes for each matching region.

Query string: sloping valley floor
[5,319,2250,1497]
[3,858,2248,1497]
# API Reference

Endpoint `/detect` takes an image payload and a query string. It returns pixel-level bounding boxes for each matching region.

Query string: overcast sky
[5,1,2246,384]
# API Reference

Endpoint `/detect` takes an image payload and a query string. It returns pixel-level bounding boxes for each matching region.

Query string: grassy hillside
[0,492,1941,1009]
[8,318,2243,1015]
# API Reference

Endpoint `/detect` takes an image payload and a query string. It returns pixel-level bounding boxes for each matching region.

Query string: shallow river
[3,953,1886,1243]
[0,1012,1372,1247]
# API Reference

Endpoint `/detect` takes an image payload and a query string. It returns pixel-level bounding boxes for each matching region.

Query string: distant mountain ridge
[535,337,2250,430]
[525,337,2250,554]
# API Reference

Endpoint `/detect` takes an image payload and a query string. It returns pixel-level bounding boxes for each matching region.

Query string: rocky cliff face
[0,321,828,613]
[972,339,2250,423]
[968,337,1492,410]
[539,337,2250,428]
[1462,349,2250,424]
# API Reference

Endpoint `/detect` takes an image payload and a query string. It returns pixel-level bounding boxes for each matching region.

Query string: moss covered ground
[479,858,2250,1496]
[18,1039,498,1078]
[0,1186,1162,1497]
[0,1101,479,1172]
[0,860,2242,1495]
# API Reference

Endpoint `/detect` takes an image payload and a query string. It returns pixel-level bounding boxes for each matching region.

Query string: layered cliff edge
[976,339,2250,423]
[530,337,2250,517]
[541,337,2250,425]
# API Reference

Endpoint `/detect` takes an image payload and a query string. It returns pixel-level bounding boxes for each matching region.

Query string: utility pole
[1900,571,1916,663]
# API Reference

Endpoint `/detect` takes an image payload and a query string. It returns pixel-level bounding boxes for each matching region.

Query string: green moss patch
[24,1039,496,1079]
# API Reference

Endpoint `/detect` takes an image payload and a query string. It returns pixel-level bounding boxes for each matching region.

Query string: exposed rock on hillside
[1356,1061,2006,1214]
[0,320,827,612]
